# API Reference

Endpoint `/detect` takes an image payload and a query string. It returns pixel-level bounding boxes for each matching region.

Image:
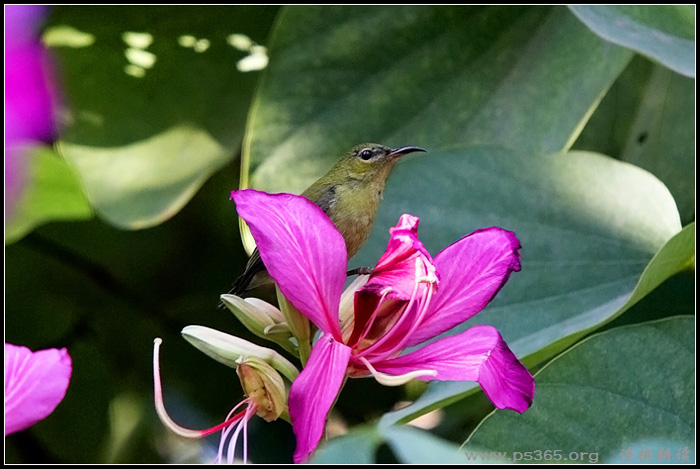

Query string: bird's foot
[347,266,374,276]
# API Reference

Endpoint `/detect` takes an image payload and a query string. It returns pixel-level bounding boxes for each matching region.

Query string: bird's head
[340,143,426,184]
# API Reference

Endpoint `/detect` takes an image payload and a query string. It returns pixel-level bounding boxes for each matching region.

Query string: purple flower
[232,189,535,463]
[5,343,72,435]
[5,5,57,216]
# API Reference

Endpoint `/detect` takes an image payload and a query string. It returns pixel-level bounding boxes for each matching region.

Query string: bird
[222,143,426,302]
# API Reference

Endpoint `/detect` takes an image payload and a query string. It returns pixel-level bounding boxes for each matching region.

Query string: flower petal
[360,214,436,301]
[5,343,72,435]
[372,325,534,413]
[288,335,351,463]
[407,227,521,346]
[232,190,346,339]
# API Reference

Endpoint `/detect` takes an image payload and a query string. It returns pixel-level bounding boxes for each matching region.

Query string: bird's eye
[359,149,373,160]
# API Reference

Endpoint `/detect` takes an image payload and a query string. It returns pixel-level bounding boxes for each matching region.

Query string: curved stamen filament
[359,356,437,386]
[355,257,438,362]
[354,264,423,360]
[370,283,434,363]
[153,338,247,439]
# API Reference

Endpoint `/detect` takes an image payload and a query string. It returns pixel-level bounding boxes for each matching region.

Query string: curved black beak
[387,146,427,157]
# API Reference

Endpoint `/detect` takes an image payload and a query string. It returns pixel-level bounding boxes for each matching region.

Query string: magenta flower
[4,343,72,435]
[232,189,535,463]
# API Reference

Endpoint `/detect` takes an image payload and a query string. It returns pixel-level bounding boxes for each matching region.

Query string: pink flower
[232,189,535,463]
[4,343,72,435]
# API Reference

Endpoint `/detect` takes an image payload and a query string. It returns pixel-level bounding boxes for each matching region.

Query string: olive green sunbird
[224,143,426,299]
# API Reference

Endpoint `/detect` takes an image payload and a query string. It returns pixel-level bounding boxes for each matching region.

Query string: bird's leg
[347,267,374,276]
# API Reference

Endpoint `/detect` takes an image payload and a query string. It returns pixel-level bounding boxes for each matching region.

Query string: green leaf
[244,6,631,196]
[310,425,382,464]
[568,5,695,77]
[617,67,695,224]
[309,424,468,463]
[374,146,686,426]
[45,6,278,228]
[464,317,695,464]
[572,56,695,225]
[5,145,93,244]
[384,426,468,463]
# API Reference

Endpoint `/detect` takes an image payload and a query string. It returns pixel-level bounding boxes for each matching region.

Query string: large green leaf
[569,5,695,77]
[310,424,468,463]
[244,6,631,196]
[5,145,93,244]
[464,317,695,464]
[372,146,688,426]
[311,426,382,464]
[45,6,278,228]
[617,67,695,224]
[383,426,468,463]
[572,57,695,225]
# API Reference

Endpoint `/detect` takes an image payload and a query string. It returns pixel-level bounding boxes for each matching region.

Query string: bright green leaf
[374,146,685,426]
[464,317,695,464]
[244,6,631,196]
[46,6,278,228]
[57,125,227,229]
[5,145,93,244]
[569,5,695,77]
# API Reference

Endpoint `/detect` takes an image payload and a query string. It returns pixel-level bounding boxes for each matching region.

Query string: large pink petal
[5,343,72,435]
[407,227,521,346]
[289,335,351,463]
[232,190,346,339]
[372,325,534,413]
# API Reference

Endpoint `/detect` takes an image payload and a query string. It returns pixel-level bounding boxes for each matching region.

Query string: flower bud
[236,357,287,422]
[181,325,299,383]
[220,294,295,354]
[275,285,312,365]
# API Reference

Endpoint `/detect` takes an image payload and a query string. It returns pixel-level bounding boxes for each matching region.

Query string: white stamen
[360,357,436,386]
[355,271,424,360]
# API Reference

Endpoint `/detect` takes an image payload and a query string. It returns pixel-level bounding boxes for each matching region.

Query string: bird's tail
[217,251,266,310]
[217,273,253,310]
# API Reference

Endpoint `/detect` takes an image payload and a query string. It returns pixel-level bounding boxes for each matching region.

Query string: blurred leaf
[309,424,467,463]
[373,146,685,425]
[244,5,631,196]
[568,5,695,77]
[5,145,92,244]
[310,426,382,464]
[464,317,695,464]
[45,5,278,228]
[384,426,468,463]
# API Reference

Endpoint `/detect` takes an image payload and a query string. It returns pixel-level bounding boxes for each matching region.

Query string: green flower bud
[276,285,312,365]
[220,294,296,355]
[181,325,299,383]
